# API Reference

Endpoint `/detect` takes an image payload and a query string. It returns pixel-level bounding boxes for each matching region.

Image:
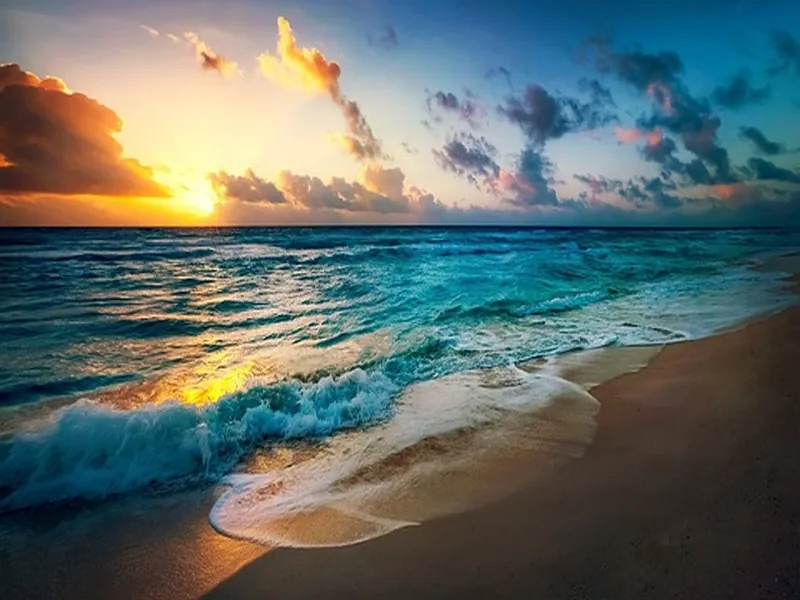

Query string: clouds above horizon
[2,8,800,227]
[0,63,166,197]
[207,164,461,223]
[259,17,384,162]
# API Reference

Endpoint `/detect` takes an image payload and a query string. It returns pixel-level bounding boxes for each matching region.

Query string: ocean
[0,227,797,545]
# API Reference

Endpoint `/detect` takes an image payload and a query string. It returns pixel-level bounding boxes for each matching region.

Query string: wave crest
[0,368,397,511]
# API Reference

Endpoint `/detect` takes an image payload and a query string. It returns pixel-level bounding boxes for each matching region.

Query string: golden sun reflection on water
[94,351,269,409]
[159,361,256,406]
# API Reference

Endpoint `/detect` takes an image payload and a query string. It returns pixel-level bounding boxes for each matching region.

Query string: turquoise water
[0,227,797,510]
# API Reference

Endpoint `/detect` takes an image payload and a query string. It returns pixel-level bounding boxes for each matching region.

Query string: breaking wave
[0,368,397,511]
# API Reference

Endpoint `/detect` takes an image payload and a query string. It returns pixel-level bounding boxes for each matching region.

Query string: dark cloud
[747,157,800,183]
[208,170,286,204]
[184,32,238,77]
[500,146,559,207]
[401,141,418,155]
[433,133,501,190]
[426,90,486,129]
[574,173,622,199]
[711,70,770,108]
[641,135,677,164]
[367,26,398,50]
[485,66,514,91]
[739,126,785,155]
[498,83,617,146]
[578,77,616,108]
[0,63,167,197]
[590,40,734,183]
[682,159,716,185]
[767,29,800,77]
[618,175,682,209]
[636,91,733,181]
[588,39,684,91]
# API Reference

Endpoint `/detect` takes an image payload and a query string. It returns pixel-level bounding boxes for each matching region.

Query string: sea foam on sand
[210,345,659,548]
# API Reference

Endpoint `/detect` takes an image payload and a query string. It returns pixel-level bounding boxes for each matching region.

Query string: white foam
[209,366,600,548]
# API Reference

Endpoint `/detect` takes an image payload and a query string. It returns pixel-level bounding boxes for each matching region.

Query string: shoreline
[207,305,800,599]
[1,303,798,598]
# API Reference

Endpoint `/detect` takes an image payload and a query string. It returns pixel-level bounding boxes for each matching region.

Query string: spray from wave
[0,368,396,511]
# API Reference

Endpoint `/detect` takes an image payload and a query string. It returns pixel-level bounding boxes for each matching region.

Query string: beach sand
[207,306,800,599]
[1,305,798,598]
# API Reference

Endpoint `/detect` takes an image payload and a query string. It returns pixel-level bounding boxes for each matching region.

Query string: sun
[153,168,219,217]
[179,178,217,215]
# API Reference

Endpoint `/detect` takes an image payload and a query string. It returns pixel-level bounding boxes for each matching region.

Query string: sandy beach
[206,306,800,599]
[1,295,798,599]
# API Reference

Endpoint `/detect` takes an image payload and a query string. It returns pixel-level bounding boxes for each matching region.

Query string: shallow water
[0,227,797,524]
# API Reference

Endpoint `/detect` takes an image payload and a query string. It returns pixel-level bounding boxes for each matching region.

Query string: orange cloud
[184,32,239,77]
[141,24,159,37]
[613,126,663,147]
[646,82,674,114]
[258,17,384,162]
[709,183,744,200]
[361,164,405,198]
[0,63,166,197]
[258,17,341,96]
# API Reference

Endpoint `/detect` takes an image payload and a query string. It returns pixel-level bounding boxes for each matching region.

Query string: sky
[1,0,800,226]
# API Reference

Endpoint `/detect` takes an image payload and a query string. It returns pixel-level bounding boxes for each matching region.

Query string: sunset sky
[1,0,800,226]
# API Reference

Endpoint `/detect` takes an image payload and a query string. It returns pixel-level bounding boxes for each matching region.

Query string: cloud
[589,39,734,183]
[747,157,800,183]
[578,77,616,109]
[613,126,663,146]
[499,147,560,207]
[485,66,514,91]
[184,32,239,77]
[209,165,457,220]
[573,171,682,210]
[331,97,385,162]
[167,33,180,44]
[360,164,405,198]
[258,17,341,95]
[711,70,770,108]
[589,38,684,91]
[617,175,682,209]
[259,17,384,162]
[367,26,398,50]
[0,63,166,197]
[433,133,501,190]
[208,170,286,204]
[401,142,418,155]
[574,173,623,200]
[739,126,785,155]
[141,25,159,37]
[426,90,486,129]
[498,83,616,146]
[767,29,800,77]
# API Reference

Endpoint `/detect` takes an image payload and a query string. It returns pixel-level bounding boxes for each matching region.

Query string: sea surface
[0,227,797,543]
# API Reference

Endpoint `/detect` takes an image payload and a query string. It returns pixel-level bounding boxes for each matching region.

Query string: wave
[0,368,397,511]
[0,373,139,407]
[39,248,217,263]
[209,366,602,548]
[434,291,609,323]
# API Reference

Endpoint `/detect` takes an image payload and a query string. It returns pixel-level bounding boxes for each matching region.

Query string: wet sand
[0,489,265,599]
[208,306,800,599]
